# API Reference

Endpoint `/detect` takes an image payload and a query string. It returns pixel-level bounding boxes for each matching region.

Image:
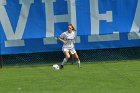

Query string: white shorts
[62,48,76,55]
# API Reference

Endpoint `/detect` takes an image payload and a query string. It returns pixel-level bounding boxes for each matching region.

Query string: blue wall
[0,0,140,55]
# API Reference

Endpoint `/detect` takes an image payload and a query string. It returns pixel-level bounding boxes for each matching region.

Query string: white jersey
[60,31,75,49]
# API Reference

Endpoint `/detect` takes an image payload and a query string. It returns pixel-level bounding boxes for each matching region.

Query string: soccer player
[57,24,80,69]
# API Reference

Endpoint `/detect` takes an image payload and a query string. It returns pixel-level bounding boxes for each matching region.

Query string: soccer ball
[52,64,60,70]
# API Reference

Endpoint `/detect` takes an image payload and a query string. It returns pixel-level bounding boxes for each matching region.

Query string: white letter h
[42,0,80,44]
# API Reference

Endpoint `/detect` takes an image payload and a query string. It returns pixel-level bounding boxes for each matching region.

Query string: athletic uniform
[60,31,76,54]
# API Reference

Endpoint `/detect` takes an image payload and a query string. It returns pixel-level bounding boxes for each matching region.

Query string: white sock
[61,58,68,65]
[77,61,80,68]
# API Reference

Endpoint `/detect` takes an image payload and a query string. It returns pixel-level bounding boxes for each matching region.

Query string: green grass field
[0,60,140,93]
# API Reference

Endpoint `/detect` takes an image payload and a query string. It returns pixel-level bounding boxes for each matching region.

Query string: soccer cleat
[60,65,64,69]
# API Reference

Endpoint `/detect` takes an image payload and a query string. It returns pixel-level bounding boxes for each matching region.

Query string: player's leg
[60,48,71,69]
[73,52,80,68]
[70,49,81,68]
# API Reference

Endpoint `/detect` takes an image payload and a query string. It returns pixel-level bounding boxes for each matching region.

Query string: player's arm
[57,36,67,44]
